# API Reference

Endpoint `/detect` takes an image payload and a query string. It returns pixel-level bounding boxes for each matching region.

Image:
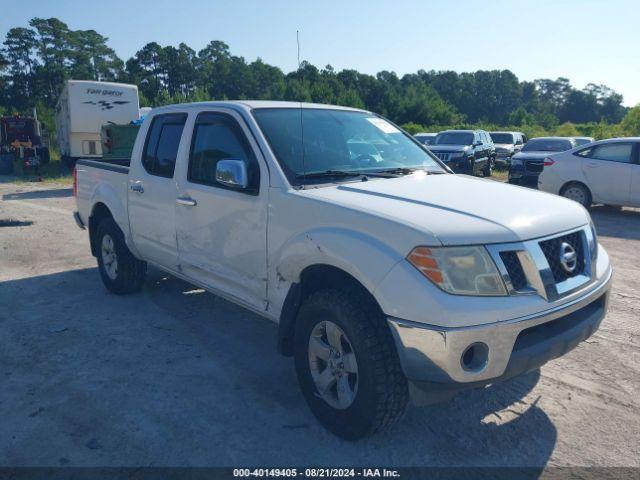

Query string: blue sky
[2,0,639,106]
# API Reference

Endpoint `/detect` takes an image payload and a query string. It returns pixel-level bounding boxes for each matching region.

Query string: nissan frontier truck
[74,101,612,439]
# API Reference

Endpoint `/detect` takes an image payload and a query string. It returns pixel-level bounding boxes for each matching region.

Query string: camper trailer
[55,80,140,168]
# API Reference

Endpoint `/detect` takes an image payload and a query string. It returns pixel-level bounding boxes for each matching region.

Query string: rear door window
[142,113,187,178]
[576,143,633,164]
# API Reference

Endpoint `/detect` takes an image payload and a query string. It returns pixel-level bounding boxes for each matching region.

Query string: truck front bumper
[387,267,612,391]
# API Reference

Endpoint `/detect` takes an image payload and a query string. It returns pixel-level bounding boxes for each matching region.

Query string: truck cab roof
[149,100,370,115]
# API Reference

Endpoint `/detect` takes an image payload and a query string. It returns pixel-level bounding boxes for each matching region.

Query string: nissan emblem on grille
[559,242,578,273]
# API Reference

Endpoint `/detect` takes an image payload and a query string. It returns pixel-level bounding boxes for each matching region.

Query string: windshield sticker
[366,117,400,134]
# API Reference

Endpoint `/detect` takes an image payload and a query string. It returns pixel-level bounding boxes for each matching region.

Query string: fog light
[461,342,489,372]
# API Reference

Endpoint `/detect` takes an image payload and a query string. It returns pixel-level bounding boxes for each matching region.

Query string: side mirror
[216,159,248,189]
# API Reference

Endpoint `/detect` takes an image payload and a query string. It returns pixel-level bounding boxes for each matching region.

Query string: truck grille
[488,226,594,301]
[499,251,528,291]
[434,153,451,162]
[539,231,585,283]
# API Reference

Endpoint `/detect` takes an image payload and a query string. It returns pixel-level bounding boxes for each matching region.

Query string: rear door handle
[130,183,144,193]
[176,197,197,207]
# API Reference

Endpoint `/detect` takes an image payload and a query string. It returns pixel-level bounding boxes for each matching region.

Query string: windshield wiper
[374,167,416,175]
[295,170,364,180]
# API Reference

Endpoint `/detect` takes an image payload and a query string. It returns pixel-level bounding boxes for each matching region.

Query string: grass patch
[8,159,73,185]
[491,168,509,183]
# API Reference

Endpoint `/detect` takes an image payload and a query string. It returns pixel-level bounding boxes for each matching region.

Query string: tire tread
[96,218,146,294]
[295,288,408,438]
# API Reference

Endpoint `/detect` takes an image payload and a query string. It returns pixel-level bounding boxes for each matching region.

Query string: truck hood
[300,173,589,246]
[495,143,515,152]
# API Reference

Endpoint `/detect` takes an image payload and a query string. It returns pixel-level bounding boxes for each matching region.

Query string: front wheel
[483,157,493,177]
[294,289,408,440]
[96,218,146,294]
[466,157,476,175]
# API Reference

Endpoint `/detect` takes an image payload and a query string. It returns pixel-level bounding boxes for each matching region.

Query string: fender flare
[272,227,404,354]
[89,183,141,258]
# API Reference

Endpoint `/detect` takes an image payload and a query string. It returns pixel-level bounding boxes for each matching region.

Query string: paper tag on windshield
[366,117,400,134]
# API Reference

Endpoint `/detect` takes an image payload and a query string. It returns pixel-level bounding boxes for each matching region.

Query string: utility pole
[296,30,301,70]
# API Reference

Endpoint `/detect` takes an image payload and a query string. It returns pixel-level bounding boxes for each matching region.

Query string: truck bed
[75,157,131,230]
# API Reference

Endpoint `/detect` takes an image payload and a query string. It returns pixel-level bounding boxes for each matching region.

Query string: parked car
[414,132,437,145]
[572,136,595,146]
[429,129,495,176]
[489,131,526,167]
[509,137,576,187]
[538,137,640,208]
[74,101,611,439]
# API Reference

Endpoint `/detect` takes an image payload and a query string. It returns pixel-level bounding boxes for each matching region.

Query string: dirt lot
[0,181,638,468]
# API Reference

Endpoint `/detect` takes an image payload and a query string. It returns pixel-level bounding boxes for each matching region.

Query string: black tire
[95,218,146,294]
[294,289,409,440]
[483,157,493,177]
[466,157,475,175]
[561,182,592,208]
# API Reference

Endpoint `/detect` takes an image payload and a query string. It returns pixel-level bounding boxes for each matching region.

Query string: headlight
[511,158,523,166]
[450,152,465,158]
[407,246,507,296]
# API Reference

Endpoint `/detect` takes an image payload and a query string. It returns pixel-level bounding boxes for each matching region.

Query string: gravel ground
[0,181,638,468]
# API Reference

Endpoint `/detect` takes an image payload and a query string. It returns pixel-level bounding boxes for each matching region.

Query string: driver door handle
[130,183,144,193]
[176,196,197,207]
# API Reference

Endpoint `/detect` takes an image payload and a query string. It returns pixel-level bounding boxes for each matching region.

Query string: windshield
[252,108,444,184]
[490,133,514,144]
[433,132,474,146]
[521,139,573,152]
[415,135,435,145]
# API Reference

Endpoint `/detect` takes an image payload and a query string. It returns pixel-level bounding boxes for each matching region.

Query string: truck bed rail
[76,157,130,174]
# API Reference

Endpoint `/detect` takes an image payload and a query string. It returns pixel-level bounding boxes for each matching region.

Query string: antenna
[296,30,301,69]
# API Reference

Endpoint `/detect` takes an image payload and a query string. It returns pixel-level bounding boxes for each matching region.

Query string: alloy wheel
[101,234,118,280]
[308,320,359,410]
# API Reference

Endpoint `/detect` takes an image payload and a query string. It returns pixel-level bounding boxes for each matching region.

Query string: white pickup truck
[74,101,612,439]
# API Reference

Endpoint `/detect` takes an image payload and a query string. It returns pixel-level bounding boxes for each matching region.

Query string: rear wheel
[96,218,146,294]
[294,289,408,440]
[561,182,591,208]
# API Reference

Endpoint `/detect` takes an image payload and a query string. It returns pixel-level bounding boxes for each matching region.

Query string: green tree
[508,106,535,126]
[2,27,37,105]
[620,105,640,136]
[126,42,164,101]
[554,122,580,137]
[29,18,71,104]
[68,29,123,81]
